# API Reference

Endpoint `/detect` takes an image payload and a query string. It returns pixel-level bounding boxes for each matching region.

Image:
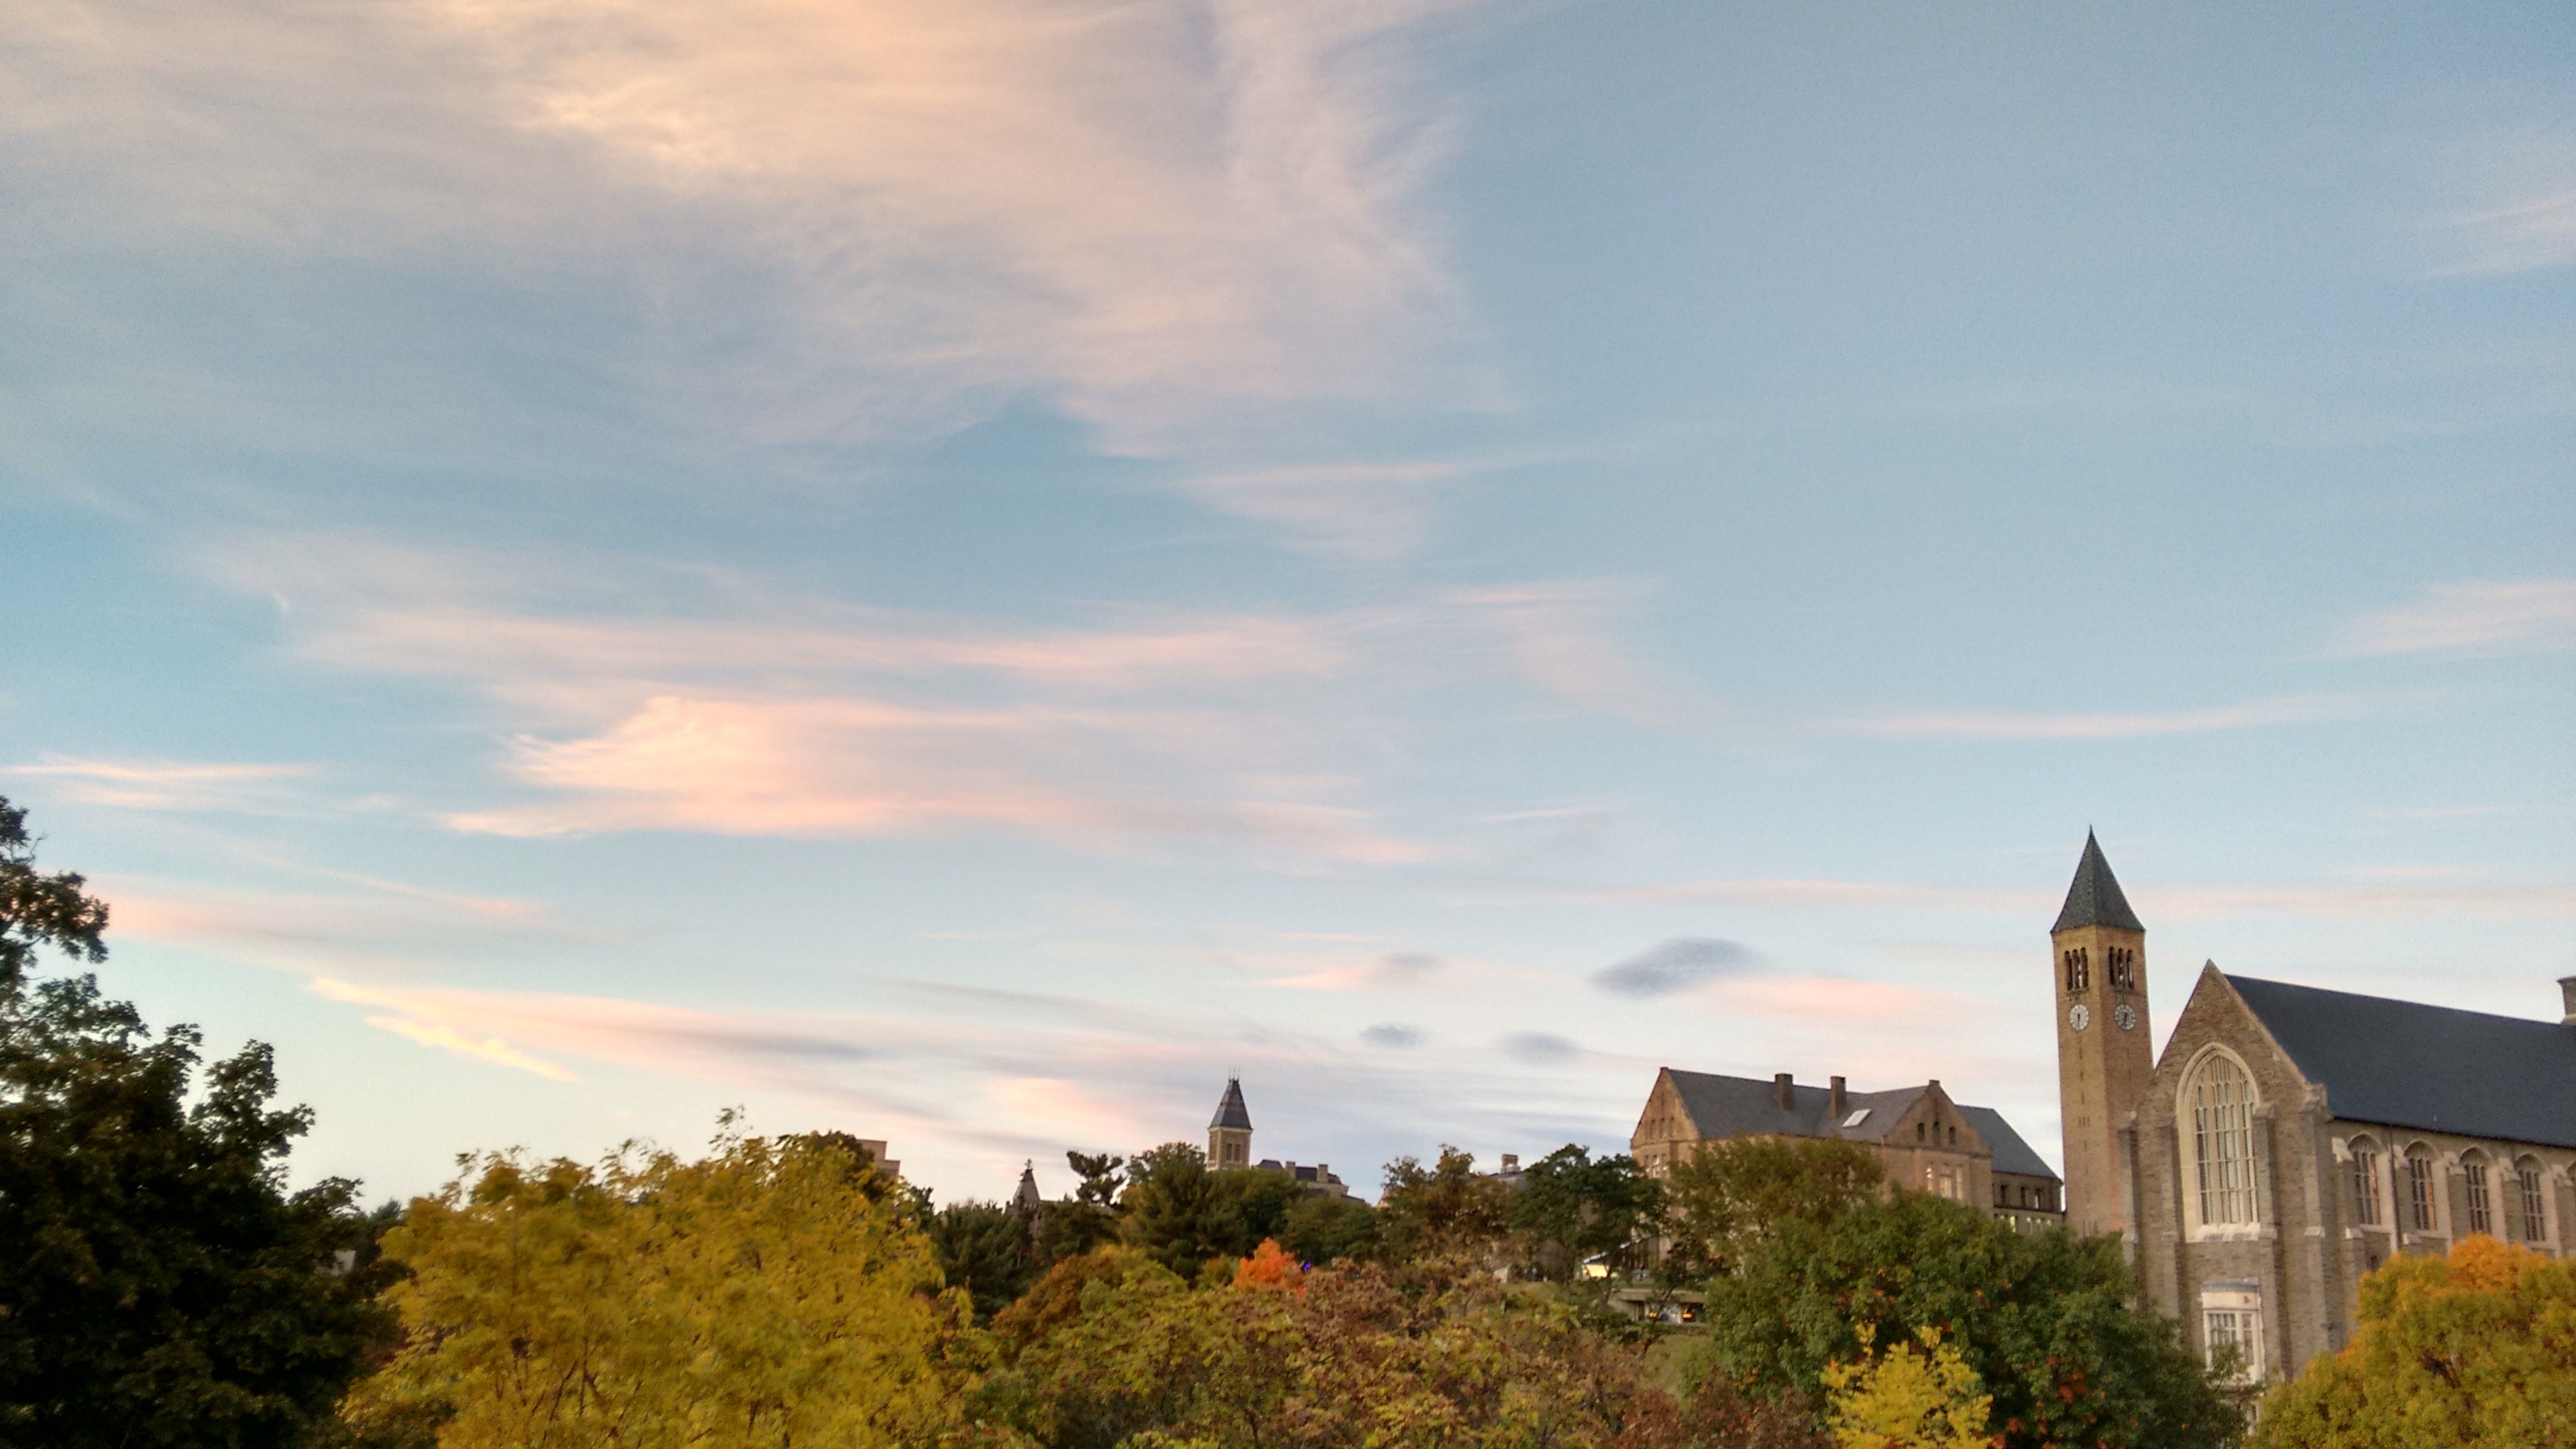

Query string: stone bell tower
[1208,1077,1253,1170]
[2052,832,2154,1236]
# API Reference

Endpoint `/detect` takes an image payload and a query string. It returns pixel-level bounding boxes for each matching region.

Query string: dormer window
[1841,1108,1870,1128]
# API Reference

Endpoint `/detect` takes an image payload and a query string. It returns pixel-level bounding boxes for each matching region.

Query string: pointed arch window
[2346,1136,2382,1227]
[2515,1157,2549,1243]
[2404,1145,2438,1231]
[2462,1153,2494,1236]
[2188,1054,2257,1226]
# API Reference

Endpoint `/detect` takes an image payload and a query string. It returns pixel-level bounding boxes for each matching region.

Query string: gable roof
[2227,974,2576,1150]
[1209,1077,1253,1132]
[1658,1069,2059,1181]
[2054,831,2145,933]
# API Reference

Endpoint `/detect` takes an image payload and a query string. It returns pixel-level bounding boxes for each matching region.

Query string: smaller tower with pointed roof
[1208,1078,1253,1169]
[2053,832,2155,1237]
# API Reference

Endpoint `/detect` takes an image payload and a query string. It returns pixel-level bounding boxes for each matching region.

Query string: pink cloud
[8,754,312,812]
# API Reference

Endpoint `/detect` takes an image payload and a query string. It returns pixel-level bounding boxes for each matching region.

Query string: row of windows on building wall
[2185,1051,2556,1242]
[2346,1136,2554,1241]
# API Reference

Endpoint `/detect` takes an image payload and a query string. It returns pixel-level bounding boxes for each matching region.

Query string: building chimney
[1774,1072,1795,1110]
[2561,976,2576,1025]
[1829,1076,1848,1118]
[1500,1154,1518,1174]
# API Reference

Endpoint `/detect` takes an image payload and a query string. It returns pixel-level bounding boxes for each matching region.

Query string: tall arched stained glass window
[2190,1054,2257,1226]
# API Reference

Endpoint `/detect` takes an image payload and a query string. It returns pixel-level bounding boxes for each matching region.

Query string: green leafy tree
[346,1129,972,1446]
[1210,1166,1305,1256]
[0,796,390,1448]
[1511,1144,1665,1280]
[0,796,109,990]
[1067,1150,1125,1206]
[1035,1151,1127,1267]
[1119,1143,1234,1276]
[929,1199,1041,1322]
[1279,1191,1376,1267]
[1375,1144,1514,1264]
[1661,1137,1883,1279]
[2253,1235,2576,1449]
[1702,1191,2240,1449]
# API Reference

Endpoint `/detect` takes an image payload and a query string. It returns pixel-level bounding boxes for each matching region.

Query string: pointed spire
[1209,1076,1253,1131]
[2053,830,2145,933]
[1013,1159,1042,1211]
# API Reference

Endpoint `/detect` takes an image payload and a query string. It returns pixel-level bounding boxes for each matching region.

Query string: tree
[2252,1235,2576,1449]
[1661,1137,1883,1279]
[1375,1144,1514,1264]
[1119,1143,1234,1276]
[1279,1191,1376,1267]
[0,796,389,1448]
[1702,1191,2240,1449]
[345,1129,972,1447]
[978,1251,1691,1448]
[1511,1143,1664,1280]
[929,1199,1041,1322]
[0,795,109,991]
[1820,1325,1993,1449]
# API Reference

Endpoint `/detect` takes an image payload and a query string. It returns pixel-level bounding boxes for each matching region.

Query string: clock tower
[2052,832,2153,1237]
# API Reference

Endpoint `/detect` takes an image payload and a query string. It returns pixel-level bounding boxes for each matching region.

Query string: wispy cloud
[2341,579,2576,658]
[7,755,313,813]
[203,532,1683,864]
[1835,692,2382,741]
[1598,878,2050,915]
[2422,129,2576,278]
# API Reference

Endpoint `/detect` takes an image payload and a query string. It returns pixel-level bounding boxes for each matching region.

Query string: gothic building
[1631,1068,2064,1234]
[1204,1078,1352,1198]
[2050,837,2576,1384]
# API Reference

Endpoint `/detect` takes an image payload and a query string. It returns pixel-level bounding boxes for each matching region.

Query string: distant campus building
[1208,1077,1354,1199]
[1630,1070,2065,1234]
[2051,835,2576,1383]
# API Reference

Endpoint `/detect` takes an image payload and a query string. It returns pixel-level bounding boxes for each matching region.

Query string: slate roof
[2054,831,2146,933]
[1209,1077,1253,1132]
[2228,974,2576,1150]
[1659,1069,2059,1182]
[1956,1106,2057,1180]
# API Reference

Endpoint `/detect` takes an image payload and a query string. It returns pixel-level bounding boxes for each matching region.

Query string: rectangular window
[2465,1162,2492,1236]
[2519,1166,2548,1243]
[2349,1148,2381,1226]
[2406,1154,2436,1231]
[2199,1283,2263,1383]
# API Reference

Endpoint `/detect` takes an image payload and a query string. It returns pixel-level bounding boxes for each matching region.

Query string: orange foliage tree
[2254,1235,2576,1449]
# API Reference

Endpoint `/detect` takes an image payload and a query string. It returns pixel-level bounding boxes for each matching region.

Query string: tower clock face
[2068,1003,2090,1032]
[2114,1002,2138,1031]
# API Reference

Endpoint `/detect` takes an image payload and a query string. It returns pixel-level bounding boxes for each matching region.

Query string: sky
[2,1,2571,1207]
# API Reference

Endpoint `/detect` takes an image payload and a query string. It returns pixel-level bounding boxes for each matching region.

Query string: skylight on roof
[1842,1108,1871,1127]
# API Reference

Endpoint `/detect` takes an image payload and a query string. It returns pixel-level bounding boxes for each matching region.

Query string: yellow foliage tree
[1821,1324,1995,1449]
[344,1129,974,1447]
[2254,1235,2576,1449]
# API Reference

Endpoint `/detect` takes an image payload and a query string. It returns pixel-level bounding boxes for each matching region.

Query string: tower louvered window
[2190,1057,2256,1226]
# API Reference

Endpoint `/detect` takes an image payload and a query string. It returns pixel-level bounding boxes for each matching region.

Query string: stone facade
[1630,1068,2064,1231]
[2109,965,2575,1382]
[2051,838,2576,1385]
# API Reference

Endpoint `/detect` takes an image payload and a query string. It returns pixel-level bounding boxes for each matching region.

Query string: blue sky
[3,1,2570,1204]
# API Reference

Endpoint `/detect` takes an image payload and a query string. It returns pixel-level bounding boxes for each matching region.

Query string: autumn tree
[0,795,390,1448]
[1375,1144,1515,1264]
[346,1128,972,1447]
[2253,1235,2576,1449]
[1119,1143,1236,1276]
[1820,1325,1994,1449]
[1703,1190,2239,1449]
[1279,1189,1376,1266]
